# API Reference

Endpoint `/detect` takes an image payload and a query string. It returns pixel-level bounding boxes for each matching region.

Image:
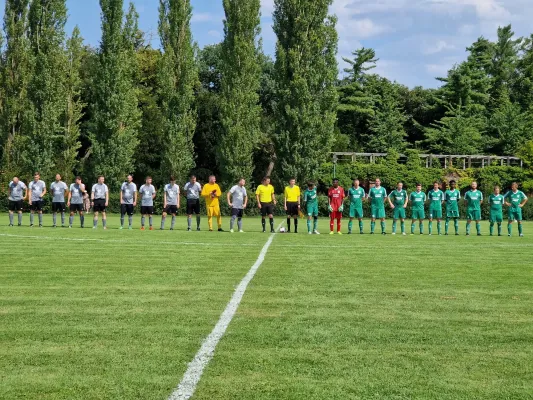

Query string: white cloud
[423,40,456,55]
[426,63,451,76]
[427,0,511,20]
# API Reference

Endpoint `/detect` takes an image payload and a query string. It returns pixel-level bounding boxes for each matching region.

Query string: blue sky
[1,0,532,88]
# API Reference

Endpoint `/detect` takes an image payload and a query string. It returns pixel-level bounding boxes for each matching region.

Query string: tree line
[1,0,532,191]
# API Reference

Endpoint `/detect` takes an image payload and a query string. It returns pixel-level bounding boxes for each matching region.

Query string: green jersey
[369,187,387,209]
[389,189,407,207]
[427,189,444,209]
[488,194,504,212]
[445,189,461,211]
[465,190,483,211]
[348,187,365,208]
[410,191,426,210]
[504,190,527,211]
[304,188,318,206]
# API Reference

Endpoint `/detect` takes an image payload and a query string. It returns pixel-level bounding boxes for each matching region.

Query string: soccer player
[91,175,109,229]
[256,176,276,233]
[184,175,202,231]
[427,181,445,235]
[368,178,387,235]
[445,180,461,235]
[504,182,528,237]
[303,181,320,234]
[202,175,223,232]
[388,182,408,235]
[328,179,345,235]
[284,178,301,233]
[161,176,180,231]
[28,172,46,227]
[227,178,247,233]
[120,174,137,230]
[488,186,504,236]
[50,174,69,228]
[67,176,86,228]
[410,183,426,235]
[7,177,27,226]
[464,181,483,236]
[139,176,156,231]
[348,179,365,234]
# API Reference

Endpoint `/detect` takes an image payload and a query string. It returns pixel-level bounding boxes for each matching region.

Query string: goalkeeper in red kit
[328,178,346,235]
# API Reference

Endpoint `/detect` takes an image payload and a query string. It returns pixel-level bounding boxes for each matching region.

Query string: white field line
[168,223,282,400]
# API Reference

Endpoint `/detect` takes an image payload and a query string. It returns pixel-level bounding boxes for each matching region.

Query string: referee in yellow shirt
[284,178,301,233]
[255,176,276,233]
[201,175,223,232]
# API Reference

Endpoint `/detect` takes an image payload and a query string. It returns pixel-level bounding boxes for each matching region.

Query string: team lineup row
[6,173,529,236]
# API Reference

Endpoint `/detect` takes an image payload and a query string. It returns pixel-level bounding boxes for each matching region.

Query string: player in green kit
[388,182,407,235]
[368,178,387,235]
[348,179,365,234]
[427,181,444,235]
[445,180,461,235]
[464,181,483,236]
[410,183,426,235]
[504,182,528,237]
[488,185,504,236]
[304,181,320,234]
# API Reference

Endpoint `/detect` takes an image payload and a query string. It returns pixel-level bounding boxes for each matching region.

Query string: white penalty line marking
[168,223,282,400]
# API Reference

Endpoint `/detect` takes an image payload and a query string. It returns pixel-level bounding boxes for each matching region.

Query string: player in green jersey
[445,180,461,235]
[427,181,445,235]
[388,182,408,235]
[504,182,528,237]
[488,185,504,236]
[464,181,483,236]
[303,181,320,234]
[368,178,388,235]
[410,183,426,235]
[348,179,365,234]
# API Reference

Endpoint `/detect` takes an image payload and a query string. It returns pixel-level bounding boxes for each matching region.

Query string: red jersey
[328,187,345,212]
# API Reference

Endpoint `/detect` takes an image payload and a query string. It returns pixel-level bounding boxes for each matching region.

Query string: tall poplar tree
[88,0,140,188]
[218,0,262,186]
[158,0,197,183]
[0,0,32,179]
[273,0,338,182]
[25,0,68,180]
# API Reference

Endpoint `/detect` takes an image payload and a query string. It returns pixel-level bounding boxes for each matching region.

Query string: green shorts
[306,203,319,217]
[429,207,442,219]
[393,207,406,220]
[446,209,459,218]
[412,209,425,220]
[371,206,386,219]
[467,210,481,221]
[490,211,503,223]
[508,209,523,222]
[349,206,363,219]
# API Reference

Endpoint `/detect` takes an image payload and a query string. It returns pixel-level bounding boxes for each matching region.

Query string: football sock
[498,223,502,235]
[38,213,42,225]
[371,221,375,233]
[428,221,432,234]
[287,218,291,231]
[217,216,222,229]
[490,222,494,235]
[337,219,341,232]
[61,212,65,225]
[30,213,34,225]
[307,219,312,232]
[208,216,213,230]
[419,223,424,234]
[80,215,84,226]
[18,213,22,225]
[476,223,480,235]
[53,213,57,226]
[359,220,363,232]
[518,224,523,235]
[128,215,133,227]
[149,216,153,227]
[103,219,107,228]
[171,216,176,229]
[269,218,274,231]
[230,215,236,230]
[93,218,97,228]
[445,218,449,234]
[188,217,192,229]
[141,216,145,227]
[262,218,266,231]
[437,221,441,235]
[196,216,201,228]
[161,216,166,229]
[380,221,385,233]
[294,218,298,232]
[313,216,318,231]
[508,223,512,235]
[411,223,415,234]
[466,222,471,235]
[392,220,397,233]
[330,216,334,232]
[348,220,353,233]
[454,219,459,233]
[69,215,74,226]
[401,221,405,234]
[237,218,242,231]
[9,214,13,225]
[120,215,125,227]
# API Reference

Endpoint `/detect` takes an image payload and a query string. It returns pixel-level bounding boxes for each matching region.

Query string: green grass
[1,215,532,399]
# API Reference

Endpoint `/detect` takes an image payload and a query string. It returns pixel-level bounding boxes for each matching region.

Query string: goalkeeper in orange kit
[201,175,223,232]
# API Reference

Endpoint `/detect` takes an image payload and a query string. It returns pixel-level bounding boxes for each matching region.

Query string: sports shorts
[261,202,274,217]
[429,207,442,219]
[93,199,106,212]
[121,204,134,216]
[467,210,481,221]
[186,199,201,215]
[30,201,43,212]
[412,209,425,220]
[306,203,319,217]
[207,205,221,217]
[489,211,503,223]
[508,209,523,222]
[52,202,66,213]
[141,206,154,215]
[231,208,244,218]
[286,202,299,216]
[446,209,460,218]
[9,200,24,212]
[371,206,386,219]
[69,203,83,212]
[165,205,178,215]
[392,207,406,220]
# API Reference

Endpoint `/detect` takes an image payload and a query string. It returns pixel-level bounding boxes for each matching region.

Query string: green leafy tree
[490,25,521,108]
[422,103,485,155]
[273,0,338,182]
[218,0,262,186]
[0,0,33,179]
[87,0,141,189]
[158,0,197,184]
[516,34,533,111]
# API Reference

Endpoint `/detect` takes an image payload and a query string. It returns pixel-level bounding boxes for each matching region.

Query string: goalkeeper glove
[328,204,333,212]
[339,205,344,213]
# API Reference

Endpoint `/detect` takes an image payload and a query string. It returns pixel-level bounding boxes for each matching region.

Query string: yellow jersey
[256,184,275,203]
[284,185,301,202]
[201,183,222,207]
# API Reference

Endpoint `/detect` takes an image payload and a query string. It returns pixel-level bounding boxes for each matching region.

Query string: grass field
[1,214,532,400]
